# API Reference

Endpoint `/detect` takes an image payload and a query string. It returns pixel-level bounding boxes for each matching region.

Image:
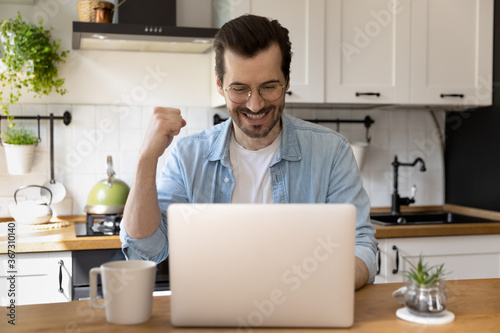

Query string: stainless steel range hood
[72,22,219,53]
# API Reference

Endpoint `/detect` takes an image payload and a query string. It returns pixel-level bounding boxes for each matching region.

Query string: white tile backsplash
[0,104,446,217]
[119,106,143,129]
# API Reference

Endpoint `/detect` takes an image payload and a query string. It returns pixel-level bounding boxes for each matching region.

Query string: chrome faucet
[391,155,426,215]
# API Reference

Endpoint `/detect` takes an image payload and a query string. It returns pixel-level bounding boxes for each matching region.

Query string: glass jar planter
[405,281,447,316]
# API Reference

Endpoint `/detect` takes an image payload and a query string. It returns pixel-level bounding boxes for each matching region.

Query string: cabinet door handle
[355,92,380,97]
[392,245,399,274]
[286,91,293,96]
[376,247,381,275]
[58,260,64,293]
[440,93,464,98]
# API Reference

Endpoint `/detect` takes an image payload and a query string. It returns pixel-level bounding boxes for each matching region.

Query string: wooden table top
[2,279,499,332]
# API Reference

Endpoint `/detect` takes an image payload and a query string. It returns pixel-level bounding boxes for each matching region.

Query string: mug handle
[90,267,105,309]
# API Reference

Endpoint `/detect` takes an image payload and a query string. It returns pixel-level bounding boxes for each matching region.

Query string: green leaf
[402,254,449,286]
[0,126,39,145]
[0,11,68,122]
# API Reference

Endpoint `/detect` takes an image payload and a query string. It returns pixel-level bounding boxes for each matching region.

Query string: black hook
[364,116,375,143]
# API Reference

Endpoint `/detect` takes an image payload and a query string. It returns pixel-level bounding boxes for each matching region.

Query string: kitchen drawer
[0,251,72,306]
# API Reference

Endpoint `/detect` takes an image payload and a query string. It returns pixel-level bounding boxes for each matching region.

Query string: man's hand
[140,107,186,162]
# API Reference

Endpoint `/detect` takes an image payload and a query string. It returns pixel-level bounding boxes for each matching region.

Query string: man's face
[217,43,289,145]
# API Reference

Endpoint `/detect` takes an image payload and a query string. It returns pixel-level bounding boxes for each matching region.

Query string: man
[120,14,377,289]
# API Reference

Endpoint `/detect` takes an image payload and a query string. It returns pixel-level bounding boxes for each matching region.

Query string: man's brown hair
[213,14,292,85]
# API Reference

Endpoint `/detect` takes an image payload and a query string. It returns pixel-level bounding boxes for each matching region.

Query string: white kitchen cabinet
[0,251,72,305]
[410,0,493,106]
[326,0,411,104]
[211,0,325,104]
[326,0,493,107]
[374,235,500,284]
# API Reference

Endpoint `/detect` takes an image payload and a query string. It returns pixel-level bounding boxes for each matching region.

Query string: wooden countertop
[2,206,500,254]
[373,204,500,238]
[0,216,121,254]
[2,279,498,332]
[374,222,500,238]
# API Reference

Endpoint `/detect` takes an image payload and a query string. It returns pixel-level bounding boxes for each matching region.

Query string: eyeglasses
[224,82,286,104]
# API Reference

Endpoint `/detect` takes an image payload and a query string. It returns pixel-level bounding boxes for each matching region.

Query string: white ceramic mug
[90,260,157,325]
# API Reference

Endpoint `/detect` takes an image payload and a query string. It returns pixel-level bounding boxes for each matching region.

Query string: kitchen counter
[2,206,500,253]
[373,221,500,238]
[373,204,500,238]
[2,278,498,332]
[0,216,121,254]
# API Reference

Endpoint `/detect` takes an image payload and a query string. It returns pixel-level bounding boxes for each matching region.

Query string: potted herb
[403,254,448,316]
[0,13,68,174]
[1,126,39,174]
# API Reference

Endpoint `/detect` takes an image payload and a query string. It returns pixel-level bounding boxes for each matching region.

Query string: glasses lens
[228,85,251,104]
[259,83,284,102]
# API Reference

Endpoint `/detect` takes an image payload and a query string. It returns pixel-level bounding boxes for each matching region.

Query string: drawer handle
[440,93,464,98]
[356,92,380,97]
[58,260,64,293]
[392,245,399,274]
[376,247,381,275]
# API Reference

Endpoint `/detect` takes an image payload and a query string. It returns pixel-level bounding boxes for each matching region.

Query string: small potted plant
[0,125,39,174]
[403,254,448,316]
[0,13,68,174]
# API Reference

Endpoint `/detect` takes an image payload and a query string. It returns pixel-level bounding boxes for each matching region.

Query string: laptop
[167,203,356,328]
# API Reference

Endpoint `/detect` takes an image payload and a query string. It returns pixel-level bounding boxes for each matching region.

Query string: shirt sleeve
[119,211,169,263]
[328,138,378,284]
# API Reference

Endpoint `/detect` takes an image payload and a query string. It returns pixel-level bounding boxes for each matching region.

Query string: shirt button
[224,177,229,183]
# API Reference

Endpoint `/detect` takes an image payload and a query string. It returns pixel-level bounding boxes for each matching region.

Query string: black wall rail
[213,114,375,143]
[0,111,72,144]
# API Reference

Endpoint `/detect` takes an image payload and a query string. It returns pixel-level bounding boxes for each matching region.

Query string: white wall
[0,2,445,217]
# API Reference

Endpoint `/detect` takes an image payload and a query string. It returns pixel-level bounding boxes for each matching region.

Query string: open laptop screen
[168,203,356,328]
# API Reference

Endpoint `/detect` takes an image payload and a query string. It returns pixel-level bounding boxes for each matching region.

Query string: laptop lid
[167,203,356,328]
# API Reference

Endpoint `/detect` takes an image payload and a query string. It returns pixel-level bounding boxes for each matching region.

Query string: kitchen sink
[370,211,498,226]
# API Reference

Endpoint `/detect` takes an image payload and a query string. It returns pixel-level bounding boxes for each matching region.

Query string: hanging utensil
[42,113,66,203]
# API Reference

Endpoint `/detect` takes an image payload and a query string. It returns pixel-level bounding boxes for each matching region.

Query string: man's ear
[216,73,224,97]
[285,76,291,92]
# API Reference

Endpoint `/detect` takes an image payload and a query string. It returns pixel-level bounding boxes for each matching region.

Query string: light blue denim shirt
[120,113,378,283]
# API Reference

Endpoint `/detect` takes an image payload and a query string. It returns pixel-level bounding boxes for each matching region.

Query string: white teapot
[9,185,53,224]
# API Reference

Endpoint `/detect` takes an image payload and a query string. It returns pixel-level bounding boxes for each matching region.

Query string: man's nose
[245,89,266,112]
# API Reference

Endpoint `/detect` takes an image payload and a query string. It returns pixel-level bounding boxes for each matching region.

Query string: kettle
[84,156,130,215]
[9,185,53,224]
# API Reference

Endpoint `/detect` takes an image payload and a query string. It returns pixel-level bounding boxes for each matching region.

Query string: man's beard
[229,103,284,139]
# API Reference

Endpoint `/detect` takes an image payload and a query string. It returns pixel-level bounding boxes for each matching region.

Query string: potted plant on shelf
[0,13,68,174]
[403,254,448,317]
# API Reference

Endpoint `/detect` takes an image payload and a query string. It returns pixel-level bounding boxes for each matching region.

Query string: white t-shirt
[229,132,282,203]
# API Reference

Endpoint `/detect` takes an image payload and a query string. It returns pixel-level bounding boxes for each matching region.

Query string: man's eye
[260,86,276,92]
[231,86,249,94]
